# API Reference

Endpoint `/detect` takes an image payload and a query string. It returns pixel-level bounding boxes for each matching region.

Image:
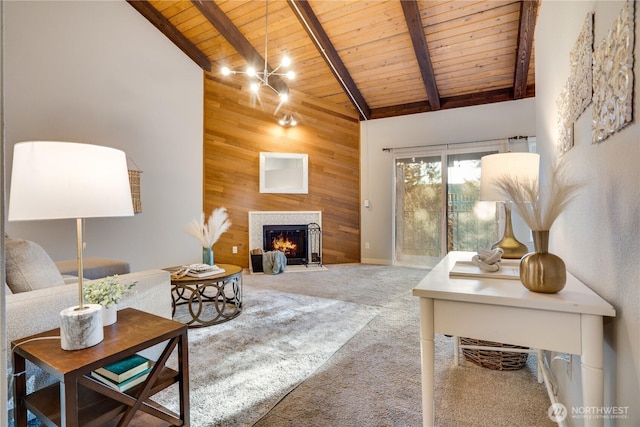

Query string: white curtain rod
[381,135,531,152]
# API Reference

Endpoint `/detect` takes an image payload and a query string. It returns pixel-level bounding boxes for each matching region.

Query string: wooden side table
[167,264,243,327]
[12,308,189,427]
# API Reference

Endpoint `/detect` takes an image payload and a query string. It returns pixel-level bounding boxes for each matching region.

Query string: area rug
[254,290,554,427]
[153,286,380,427]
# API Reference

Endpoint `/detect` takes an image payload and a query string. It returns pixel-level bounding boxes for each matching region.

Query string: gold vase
[519,231,566,293]
[492,201,529,259]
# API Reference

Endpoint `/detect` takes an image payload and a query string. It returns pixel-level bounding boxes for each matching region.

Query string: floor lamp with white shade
[8,141,134,350]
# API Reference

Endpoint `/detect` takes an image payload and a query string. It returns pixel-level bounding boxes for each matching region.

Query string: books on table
[186,266,226,278]
[449,260,520,280]
[94,353,151,383]
[170,264,226,279]
[90,366,153,392]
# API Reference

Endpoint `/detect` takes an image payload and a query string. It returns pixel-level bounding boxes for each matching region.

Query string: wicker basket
[128,170,142,213]
[460,338,529,371]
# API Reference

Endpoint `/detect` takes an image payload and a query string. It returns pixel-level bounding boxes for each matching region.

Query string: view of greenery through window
[447,152,497,252]
[395,151,498,266]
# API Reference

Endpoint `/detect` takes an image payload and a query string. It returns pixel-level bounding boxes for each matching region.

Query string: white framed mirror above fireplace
[259,152,308,194]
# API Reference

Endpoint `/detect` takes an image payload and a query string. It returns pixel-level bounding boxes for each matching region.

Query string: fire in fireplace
[263,225,308,265]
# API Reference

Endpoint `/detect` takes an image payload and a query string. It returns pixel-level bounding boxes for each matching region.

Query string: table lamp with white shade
[480,152,539,259]
[8,141,134,350]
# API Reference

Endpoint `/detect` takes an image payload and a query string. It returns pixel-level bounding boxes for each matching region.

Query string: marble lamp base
[60,304,104,350]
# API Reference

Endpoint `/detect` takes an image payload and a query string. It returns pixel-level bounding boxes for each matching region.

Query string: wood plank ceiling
[129,0,538,120]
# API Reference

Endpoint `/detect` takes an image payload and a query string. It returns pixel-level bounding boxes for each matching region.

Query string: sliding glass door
[395,155,443,267]
[394,144,503,267]
[446,151,498,252]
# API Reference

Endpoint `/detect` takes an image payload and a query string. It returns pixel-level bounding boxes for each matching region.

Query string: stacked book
[90,354,153,392]
[185,264,226,278]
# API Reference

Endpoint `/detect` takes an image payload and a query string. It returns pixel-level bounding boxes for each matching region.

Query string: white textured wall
[360,99,536,264]
[4,1,203,271]
[0,1,7,423]
[536,1,639,425]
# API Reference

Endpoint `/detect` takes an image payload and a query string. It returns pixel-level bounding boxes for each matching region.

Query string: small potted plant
[83,275,137,325]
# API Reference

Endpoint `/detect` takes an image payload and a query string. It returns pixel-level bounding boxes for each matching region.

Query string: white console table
[413,251,616,427]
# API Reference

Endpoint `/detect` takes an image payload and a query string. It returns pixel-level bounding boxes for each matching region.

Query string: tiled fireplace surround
[248,211,322,267]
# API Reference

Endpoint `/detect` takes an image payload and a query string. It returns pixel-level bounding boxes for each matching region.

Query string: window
[394,141,506,268]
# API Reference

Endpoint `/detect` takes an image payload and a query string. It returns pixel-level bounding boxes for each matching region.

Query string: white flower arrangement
[83,275,137,308]
[493,157,582,231]
[185,207,232,248]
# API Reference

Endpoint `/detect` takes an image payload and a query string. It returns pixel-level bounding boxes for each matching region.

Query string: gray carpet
[154,285,380,426]
[249,264,554,427]
[156,263,554,426]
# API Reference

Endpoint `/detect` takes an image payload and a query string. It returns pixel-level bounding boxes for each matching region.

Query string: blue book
[90,366,153,392]
[94,354,151,383]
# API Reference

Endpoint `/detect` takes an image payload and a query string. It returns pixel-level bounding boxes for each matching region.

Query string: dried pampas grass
[493,157,582,231]
[185,207,232,248]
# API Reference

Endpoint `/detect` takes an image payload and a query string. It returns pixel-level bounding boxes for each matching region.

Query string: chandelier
[221,0,295,104]
[278,114,298,127]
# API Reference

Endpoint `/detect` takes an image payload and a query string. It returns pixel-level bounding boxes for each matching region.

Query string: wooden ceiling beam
[401,0,441,111]
[288,0,371,120]
[513,0,539,99]
[370,85,535,119]
[191,0,288,94]
[126,0,211,72]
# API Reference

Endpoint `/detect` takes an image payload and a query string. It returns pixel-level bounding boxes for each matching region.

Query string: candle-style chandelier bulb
[278,114,298,127]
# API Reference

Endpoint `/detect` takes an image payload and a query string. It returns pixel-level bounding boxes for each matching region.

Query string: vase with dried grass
[493,158,581,293]
[185,207,232,265]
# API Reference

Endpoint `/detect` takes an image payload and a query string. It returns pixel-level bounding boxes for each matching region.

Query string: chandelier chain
[264,0,269,79]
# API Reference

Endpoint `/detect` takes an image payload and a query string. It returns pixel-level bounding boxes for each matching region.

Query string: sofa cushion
[5,238,65,293]
[55,257,130,280]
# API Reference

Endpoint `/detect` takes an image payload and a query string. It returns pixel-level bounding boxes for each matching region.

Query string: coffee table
[167,264,243,327]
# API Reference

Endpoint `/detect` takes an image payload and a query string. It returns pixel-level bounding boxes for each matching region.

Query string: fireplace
[263,225,308,265]
[248,211,322,273]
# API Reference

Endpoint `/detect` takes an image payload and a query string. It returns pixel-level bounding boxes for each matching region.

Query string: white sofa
[4,238,172,424]
[6,268,172,346]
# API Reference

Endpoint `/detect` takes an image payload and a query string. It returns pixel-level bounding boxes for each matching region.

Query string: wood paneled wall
[203,73,361,267]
